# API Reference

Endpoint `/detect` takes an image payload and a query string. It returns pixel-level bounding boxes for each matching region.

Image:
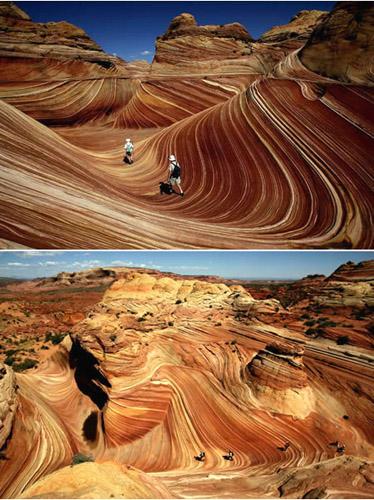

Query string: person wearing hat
[124,138,134,164]
[168,154,184,196]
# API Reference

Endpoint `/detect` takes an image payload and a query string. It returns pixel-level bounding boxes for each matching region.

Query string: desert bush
[168,321,174,327]
[175,299,182,304]
[109,334,117,342]
[13,358,38,372]
[337,335,350,345]
[41,345,49,350]
[305,320,316,327]
[71,453,94,466]
[4,356,15,366]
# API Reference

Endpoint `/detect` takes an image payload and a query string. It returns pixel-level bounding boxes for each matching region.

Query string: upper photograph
[0,1,372,249]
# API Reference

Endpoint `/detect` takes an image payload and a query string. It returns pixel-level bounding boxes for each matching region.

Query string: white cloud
[141,50,151,56]
[21,251,58,258]
[8,262,31,267]
[111,260,133,266]
[38,261,59,266]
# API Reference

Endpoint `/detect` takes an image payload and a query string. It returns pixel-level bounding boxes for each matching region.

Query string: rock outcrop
[259,9,328,43]
[19,462,174,499]
[300,2,374,85]
[0,363,18,449]
[328,260,374,283]
[246,341,315,418]
[154,12,253,66]
[0,1,120,67]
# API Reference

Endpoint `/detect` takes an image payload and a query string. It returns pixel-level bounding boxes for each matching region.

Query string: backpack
[171,161,181,178]
[125,143,133,153]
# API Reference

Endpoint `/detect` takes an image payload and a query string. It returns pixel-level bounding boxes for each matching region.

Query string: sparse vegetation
[109,334,117,342]
[168,321,174,327]
[71,453,94,466]
[175,299,182,304]
[13,358,38,372]
[45,332,66,344]
[337,335,350,345]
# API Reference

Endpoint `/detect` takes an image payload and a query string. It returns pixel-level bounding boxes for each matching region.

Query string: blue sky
[17,1,335,62]
[0,251,372,280]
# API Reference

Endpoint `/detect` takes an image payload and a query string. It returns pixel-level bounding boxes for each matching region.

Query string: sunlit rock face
[19,462,174,499]
[154,12,253,65]
[0,363,18,449]
[300,2,374,85]
[246,341,315,419]
[328,260,374,283]
[0,1,120,67]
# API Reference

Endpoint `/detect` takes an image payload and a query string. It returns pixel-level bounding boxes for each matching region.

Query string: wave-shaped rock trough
[0,272,373,498]
[0,72,372,248]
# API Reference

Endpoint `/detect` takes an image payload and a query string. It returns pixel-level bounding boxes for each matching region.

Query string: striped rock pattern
[0,273,373,498]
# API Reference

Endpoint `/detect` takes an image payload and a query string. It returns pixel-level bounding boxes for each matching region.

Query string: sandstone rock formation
[259,10,328,43]
[0,363,18,449]
[0,2,121,67]
[246,341,315,418]
[154,13,253,66]
[300,2,374,85]
[20,462,174,499]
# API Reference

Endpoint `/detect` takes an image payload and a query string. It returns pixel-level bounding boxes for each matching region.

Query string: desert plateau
[0,256,373,498]
[0,1,373,249]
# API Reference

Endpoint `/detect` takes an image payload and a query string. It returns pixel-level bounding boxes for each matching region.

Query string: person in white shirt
[124,138,134,164]
[167,154,184,196]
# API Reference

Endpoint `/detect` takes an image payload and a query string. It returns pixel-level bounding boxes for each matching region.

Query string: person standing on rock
[168,154,184,196]
[124,138,134,164]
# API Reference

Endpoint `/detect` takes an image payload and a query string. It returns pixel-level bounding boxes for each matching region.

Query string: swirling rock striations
[246,341,315,418]
[300,2,374,85]
[0,270,374,498]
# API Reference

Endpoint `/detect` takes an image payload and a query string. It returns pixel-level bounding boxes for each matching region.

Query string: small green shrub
[13,358,38,372]
[337,335,349,345]
[168,321,174,327]
[71,453,94,466]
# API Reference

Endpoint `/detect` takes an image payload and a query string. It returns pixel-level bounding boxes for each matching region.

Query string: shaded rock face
[259,9,328,43]
[0,363,18,449]
[247,341,315,418]
[300,2,374,85]
[154,12,253,65]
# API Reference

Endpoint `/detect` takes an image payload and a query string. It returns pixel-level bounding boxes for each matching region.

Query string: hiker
[124,138,134,164]
[194,451,205,462]
[168,154,184,196]
[223,450,234,461]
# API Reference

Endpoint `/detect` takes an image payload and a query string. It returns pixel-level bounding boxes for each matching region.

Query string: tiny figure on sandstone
[124,138,134,164]
[167,154,184,196]
[223,450,234,461]
[194,451,205,462]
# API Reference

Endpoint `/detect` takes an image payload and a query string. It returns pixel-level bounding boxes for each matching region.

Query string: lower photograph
[0,250,373,499]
